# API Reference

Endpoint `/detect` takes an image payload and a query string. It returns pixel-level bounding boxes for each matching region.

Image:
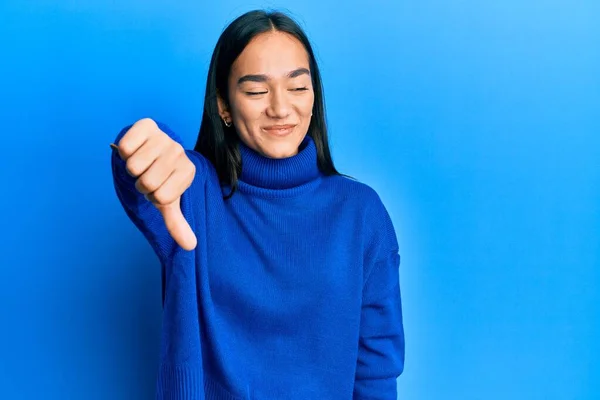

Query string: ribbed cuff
[156,364,203,400]
[203,375,243,400]
[156,364,243,400]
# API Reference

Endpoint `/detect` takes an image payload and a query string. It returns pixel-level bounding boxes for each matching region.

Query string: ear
[217,91,231,122]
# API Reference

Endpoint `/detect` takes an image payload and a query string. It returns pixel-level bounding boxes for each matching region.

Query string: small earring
[224,119,232,128]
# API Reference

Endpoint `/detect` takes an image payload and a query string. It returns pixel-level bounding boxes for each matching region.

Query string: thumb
[155,198,197,251]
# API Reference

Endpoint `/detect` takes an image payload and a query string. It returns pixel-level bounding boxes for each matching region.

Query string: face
[218,31,315,159]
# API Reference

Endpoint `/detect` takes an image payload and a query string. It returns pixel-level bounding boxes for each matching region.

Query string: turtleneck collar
[238,135,322,190]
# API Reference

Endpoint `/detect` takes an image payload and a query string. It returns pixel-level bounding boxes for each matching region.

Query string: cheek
[291,89,314,117]
[299,92,315,117]
[231,97,264,124]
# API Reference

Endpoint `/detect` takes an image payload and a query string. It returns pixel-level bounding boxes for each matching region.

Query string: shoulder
[326,174,399,257]
[325,174,390,215]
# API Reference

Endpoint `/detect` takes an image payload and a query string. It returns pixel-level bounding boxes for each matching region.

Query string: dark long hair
[193,9,347,199]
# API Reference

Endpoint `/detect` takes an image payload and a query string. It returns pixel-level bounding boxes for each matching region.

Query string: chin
[263,148,296,159]
[261,142,300,159]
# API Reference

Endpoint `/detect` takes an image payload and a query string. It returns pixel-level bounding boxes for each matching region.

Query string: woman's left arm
[353,192,405,399]
[354,249,405,399]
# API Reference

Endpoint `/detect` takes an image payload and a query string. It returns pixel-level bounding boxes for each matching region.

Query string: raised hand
[111,118,197,250]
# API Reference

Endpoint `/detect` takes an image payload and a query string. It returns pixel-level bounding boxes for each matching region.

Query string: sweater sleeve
[110,120,207,266]
[354,196,405,399]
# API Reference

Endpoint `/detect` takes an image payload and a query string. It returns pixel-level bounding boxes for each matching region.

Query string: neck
[238,135,322,190]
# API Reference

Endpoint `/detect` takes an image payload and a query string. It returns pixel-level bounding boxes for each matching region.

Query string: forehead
[231,31,310,77]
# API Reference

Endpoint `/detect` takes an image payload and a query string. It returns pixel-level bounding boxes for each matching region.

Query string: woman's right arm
[110,118,204,262]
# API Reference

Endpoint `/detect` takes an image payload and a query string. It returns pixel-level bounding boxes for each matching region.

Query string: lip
[262,124,296,136]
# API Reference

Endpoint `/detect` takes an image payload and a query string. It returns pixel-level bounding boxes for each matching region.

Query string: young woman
[111,9,405,400]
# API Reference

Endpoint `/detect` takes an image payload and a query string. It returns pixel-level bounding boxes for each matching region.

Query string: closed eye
[245,87,308,96]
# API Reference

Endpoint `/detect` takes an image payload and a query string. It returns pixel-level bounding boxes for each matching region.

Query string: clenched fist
[111,118,197,250]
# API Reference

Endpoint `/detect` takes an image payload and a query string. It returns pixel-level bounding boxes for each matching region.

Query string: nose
[265,88,291,119]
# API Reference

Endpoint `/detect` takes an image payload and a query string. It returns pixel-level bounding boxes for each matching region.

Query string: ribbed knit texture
[111,121,405,399]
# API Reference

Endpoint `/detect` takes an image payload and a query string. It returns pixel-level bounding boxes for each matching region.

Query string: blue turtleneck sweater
[111,121,405,399]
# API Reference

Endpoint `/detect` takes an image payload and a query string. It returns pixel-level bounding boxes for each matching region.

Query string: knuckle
[177,155,195,184]
[125,157,142,176]
[136,174,156,193]
[152,188,175,206]
[135,117,156,129]
[171,141,184,155]
[187,161,196,181]
[118,139,134,158]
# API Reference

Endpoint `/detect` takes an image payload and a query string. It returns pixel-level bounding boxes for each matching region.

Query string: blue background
[1,1,598,399]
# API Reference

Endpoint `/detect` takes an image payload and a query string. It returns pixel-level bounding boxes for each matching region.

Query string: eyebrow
[237,68,311,85]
